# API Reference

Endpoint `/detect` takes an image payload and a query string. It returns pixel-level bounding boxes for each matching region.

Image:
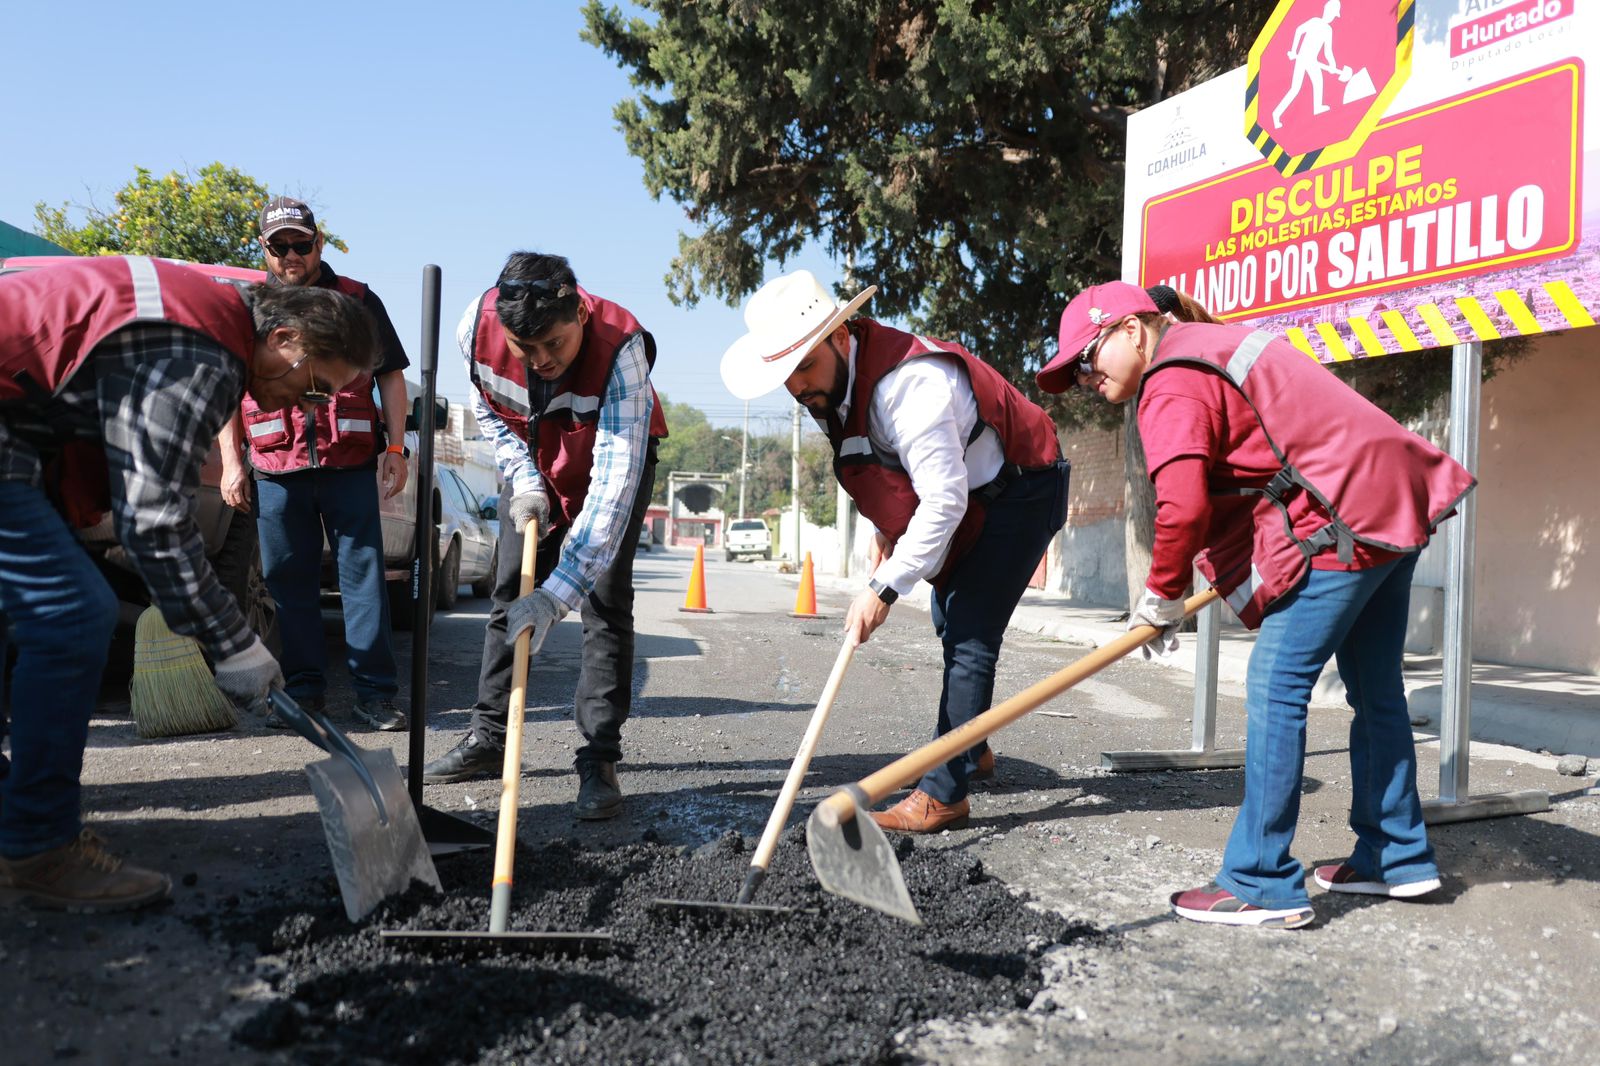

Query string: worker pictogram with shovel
[1270,0,1377,128]
[1244,0,1413,175]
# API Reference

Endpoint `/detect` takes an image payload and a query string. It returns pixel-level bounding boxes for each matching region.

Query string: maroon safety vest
[467,287,669,528]
[239,274,382,473]
[0,255,257,526]
[1138,321,1477,628]
[822,320,1061,589]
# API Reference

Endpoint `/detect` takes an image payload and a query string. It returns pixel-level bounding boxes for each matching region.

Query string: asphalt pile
[230,828,1097,1065]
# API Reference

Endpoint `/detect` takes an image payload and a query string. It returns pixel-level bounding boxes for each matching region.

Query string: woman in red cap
[1037,281,1474,928]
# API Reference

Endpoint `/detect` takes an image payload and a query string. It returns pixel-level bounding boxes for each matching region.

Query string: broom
[129,606,238,738]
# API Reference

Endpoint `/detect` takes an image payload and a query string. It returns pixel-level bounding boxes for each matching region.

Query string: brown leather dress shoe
[870,790,970,833]
[972,747,996,782]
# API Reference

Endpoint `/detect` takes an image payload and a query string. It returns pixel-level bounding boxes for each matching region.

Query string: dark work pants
[470,454,657,766]
[919,460,1071,805]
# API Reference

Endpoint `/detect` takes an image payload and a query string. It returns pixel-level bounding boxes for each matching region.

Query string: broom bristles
[129,606,239,739]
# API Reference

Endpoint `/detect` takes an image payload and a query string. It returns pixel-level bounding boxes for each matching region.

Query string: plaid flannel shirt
[460,307,653,613]
[0,324,256,659]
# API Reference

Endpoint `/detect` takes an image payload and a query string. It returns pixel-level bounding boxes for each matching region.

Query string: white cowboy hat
[719,270,877,400]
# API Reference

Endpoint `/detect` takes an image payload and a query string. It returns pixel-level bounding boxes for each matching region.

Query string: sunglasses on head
[497,278,572,300]
[265,237,316,258]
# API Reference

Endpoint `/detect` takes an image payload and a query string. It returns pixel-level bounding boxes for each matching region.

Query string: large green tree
[34,162,346,269]
[583,0,1268,400]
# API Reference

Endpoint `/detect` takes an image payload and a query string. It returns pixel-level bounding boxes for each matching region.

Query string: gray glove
[212,637,285,704]
[1128,588,1184,660]
[508,490,551,534]
[504,587,569,657]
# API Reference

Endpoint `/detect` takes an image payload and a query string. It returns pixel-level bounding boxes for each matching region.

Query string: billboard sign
[1125,0,1595,362]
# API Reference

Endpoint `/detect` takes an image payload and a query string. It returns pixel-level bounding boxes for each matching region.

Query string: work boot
[0,829,171,913]
[353,696,408,732]
[422,732,504,783]
[870,790,970,833]
[575,761,623,820]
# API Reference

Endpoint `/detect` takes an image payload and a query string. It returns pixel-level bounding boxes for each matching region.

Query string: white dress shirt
[839,333,1003,595]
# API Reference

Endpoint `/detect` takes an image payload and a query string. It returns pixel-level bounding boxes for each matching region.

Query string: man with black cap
[721,270,1070,833]
[422,251,667,821]
[217,197,412,732]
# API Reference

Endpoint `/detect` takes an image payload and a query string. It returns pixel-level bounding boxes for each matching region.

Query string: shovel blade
[305,748,442,922]
[1343,67,1376,104]
[805,799,922,925]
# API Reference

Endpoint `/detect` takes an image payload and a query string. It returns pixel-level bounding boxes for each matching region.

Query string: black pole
[407,265,442,806]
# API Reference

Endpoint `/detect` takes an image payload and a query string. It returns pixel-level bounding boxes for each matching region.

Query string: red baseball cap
[1036,281,1158,393]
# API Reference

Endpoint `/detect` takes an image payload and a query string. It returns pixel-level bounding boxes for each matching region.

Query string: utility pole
[791,403,802,564]
[738,400,749,520]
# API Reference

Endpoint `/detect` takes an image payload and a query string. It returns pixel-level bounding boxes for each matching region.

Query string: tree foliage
[652,395,839,521]
[583,0,1269,416]
[34,162,347,269]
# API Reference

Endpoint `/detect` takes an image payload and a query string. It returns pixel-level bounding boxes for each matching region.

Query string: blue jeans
[0,480,119,858]
[919,461,1071,805]
[1218,552,1438,909]
[255,467,397,704]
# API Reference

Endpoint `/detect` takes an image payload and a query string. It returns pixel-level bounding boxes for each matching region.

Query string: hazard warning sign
[1245,0,1414,175]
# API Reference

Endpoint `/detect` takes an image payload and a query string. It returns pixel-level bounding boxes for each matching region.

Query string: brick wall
[1059,425,1126,528]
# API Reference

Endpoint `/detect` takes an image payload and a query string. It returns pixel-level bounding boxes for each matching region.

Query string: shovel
[651,636,858,918]
[268,689,441,922]
[806,588,1220,924]
[380,525,615,956]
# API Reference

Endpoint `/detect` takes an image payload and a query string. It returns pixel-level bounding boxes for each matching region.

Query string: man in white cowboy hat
[722,270,1071,833]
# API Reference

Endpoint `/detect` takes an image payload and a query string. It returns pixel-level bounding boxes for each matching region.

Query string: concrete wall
[1049,423,1130,605]
[1472,328,1599,673]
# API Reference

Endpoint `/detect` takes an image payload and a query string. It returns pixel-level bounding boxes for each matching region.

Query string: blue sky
[0,1,829,433]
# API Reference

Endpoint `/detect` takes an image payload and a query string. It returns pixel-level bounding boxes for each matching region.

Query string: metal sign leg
[1421,341,1548,825]
[1101,595,1246,772]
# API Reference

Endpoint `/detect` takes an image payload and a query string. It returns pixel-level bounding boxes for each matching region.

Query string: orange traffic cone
[791,552,823,618]
[680,543,714,613]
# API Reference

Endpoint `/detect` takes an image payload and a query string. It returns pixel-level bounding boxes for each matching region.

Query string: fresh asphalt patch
[224,829,1098,1065]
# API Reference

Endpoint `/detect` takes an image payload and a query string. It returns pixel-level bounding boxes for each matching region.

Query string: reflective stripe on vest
[336,417,373,434]
[543,391,602,419]
[1223,564,1263,617]
[1225,331,1273,386]
[127,256,165,318]
[477,360,531,416]
[249,418,286,438]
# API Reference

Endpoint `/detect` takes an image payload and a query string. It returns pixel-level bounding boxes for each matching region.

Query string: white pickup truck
[724,518,772,561]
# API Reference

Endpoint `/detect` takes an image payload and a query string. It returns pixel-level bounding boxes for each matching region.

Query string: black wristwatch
[868,578,899,605]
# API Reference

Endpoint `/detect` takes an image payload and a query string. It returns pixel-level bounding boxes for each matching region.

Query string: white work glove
[1128,588,1185,660]
[507,490,551,534]
[212,637,285,704]
[504,587,569,656]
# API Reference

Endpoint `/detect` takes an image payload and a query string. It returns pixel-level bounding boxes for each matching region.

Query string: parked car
[725,518,772,561]
[432,466,498,607]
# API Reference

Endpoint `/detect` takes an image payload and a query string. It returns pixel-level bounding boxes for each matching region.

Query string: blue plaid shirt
[461,307,653,612]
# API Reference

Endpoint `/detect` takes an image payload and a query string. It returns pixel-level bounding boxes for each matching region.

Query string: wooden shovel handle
[489,521,539,933]
[815,587,1221,828]
[748,637,857,874]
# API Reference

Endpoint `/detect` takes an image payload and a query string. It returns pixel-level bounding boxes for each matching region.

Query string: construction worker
[0,255,377,911]
[218,197,412,732]
[1037,281,1474,929]
[721,270,1070,833]
[423,252,668,820]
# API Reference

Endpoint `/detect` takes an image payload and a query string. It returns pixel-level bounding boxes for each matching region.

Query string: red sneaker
[1170,883,1314,928]
[1312,864,1441,899]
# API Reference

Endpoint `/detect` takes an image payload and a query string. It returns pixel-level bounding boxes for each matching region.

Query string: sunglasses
[1075,326,1114,378]
[265,237,316,258]
[301,363,333,406]
[255,351,334,404]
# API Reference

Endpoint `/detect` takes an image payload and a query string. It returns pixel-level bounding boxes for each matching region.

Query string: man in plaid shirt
[423,252,666,820]
[0,256,377,912]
